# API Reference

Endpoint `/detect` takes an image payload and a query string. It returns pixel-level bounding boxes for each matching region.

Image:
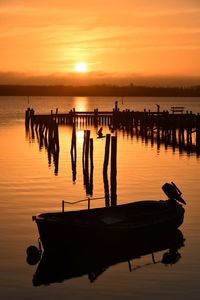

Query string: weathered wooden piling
[90,138,94,170]
[71,124,77,182]
[85,130,90,169]
[53,148,59,176]
[196,114,200,153]
[103,134,111,174]
[25,108,30,127]
[89,138,94,195]
[110,136,117,206]
[103,134,111,207]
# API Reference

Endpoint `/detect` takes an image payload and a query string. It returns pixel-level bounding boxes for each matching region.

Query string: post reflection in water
[26,115,60,175]
[26,120,200,186]
[118,124,200,157]
[27,229,185,286]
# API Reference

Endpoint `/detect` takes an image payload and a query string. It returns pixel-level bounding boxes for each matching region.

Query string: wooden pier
[25,102,200,130]
[26,109,113,127]
[25,103,200,205]
[25,101,200,156]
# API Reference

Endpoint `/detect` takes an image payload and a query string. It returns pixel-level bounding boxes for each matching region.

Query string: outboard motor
[162,182,186,205]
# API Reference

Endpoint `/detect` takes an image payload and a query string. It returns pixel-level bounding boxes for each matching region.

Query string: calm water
[0,96,200,300]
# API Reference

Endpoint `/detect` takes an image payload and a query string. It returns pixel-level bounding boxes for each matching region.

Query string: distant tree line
[0,84,200,97]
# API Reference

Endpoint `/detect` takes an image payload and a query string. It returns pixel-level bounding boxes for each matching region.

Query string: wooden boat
[32,183,185,249]
[30,228,185,286]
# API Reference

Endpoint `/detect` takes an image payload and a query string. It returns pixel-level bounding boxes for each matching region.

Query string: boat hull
[33,200,185,249]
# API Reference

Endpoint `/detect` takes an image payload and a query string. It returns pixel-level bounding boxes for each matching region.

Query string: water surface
[0,96,200,300]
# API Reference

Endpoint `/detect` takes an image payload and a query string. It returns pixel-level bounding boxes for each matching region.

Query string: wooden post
[156,126,160,151]
[85,130,90,168]
[103,170,110,207]
[71,124,76,157]
[39,123,44,149]
[82,130,91,195]
[90,138,94,169]
[82,130,86,172]
[89,138,94,196]
[48,123,53,149]
[53,148,59,176]
[71,124,77,182]
[103,134,111,207]
[62,200,65,212]
[54,123,60,152]
[110,136,117,206]
[25,108,30,127]
[196,114,200,153]
[103,134,111,174]
[30,108,35,129]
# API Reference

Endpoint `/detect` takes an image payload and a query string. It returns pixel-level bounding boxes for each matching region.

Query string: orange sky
[0,0,200,84]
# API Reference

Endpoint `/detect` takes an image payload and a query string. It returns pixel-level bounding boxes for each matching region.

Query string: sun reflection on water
[76,130,84,141]
[73,97,89,111]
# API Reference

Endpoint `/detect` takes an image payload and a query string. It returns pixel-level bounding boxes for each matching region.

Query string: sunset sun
[75,62,88,73]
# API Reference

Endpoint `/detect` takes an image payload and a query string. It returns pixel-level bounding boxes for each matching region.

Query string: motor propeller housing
[162,182,186,205]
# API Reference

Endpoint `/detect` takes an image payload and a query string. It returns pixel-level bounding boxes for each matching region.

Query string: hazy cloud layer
[0,71,199,87]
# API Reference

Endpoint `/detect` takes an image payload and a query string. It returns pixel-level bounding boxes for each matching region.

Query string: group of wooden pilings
[117,120,200,156]
[25,107,35,128]
[113,108,200,131]
[110,102,200,155]
[103,134,117,207]
[25,108,60,175]
[70,125,94,195]
[81,131,117,206]
[70,125,117,205]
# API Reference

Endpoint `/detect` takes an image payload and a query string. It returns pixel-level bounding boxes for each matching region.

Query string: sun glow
[75,62,88,73]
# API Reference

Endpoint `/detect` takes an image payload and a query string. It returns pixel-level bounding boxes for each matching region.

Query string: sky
[0,0,200,85]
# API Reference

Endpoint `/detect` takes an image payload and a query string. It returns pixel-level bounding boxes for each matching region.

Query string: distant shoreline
[0,84,200,97]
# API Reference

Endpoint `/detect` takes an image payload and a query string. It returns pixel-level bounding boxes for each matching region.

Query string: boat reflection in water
[27,228,185,286]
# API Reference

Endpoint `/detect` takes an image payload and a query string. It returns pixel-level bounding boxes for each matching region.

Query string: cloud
[0,0,200,76]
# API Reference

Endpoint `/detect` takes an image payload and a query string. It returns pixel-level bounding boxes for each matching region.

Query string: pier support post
[71,124,77,182]
[103,134,111,207]
[110,136,117,206]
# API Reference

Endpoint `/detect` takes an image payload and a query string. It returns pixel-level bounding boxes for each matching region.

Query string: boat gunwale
[33,199,184,225]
